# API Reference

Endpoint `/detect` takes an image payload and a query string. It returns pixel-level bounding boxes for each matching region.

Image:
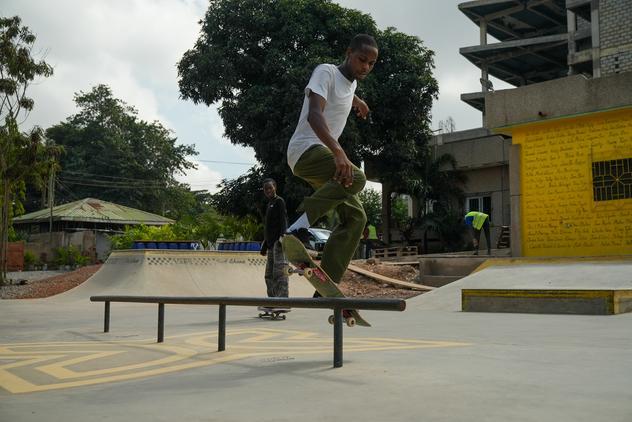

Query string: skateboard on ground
[281,234,370,327]
[258,306,290,320]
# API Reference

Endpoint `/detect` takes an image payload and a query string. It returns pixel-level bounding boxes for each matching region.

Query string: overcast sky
[3,0,510,193]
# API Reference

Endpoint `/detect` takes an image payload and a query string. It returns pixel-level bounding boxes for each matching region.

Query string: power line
[197,159,255,166]
[56,179,81,201]
[60,170,165,182]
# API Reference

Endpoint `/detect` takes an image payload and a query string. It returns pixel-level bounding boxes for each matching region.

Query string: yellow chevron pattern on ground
[0,328,469,394]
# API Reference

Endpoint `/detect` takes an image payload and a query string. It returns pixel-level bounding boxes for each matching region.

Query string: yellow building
[507,108,632,256]
[486,73,632,257]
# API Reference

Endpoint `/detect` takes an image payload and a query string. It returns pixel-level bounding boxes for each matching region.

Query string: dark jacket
[261,195,287,254]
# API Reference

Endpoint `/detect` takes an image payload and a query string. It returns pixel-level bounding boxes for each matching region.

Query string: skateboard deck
[258,306,290,320]
[281,234,370,327]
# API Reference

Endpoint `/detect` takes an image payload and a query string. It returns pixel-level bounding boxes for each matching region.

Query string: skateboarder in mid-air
[285,34,378,296]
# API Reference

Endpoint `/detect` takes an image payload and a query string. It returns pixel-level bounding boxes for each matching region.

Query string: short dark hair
[262,178,276,187]
[349,34,377,51]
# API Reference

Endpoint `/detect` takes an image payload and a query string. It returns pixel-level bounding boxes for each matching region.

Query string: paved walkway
[1,252,631,422]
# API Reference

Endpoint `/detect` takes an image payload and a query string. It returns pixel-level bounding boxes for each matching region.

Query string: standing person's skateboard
[281,234,370,327]
[258,306,290,320]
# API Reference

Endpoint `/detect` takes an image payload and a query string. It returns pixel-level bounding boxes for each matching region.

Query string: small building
[12,198,174,262]
[430,128,512,246]
[486,73,632,257]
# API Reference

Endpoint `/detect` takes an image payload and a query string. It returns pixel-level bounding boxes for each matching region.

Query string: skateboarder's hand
[353,98,370,119]
[333,150,354,188]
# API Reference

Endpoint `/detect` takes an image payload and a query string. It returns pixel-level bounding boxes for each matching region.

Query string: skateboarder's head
[262,178,277,199]
[343,34,378,81]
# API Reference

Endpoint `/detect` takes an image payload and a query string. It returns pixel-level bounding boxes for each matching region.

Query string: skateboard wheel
[303,268,313,277]
[328,315,335,325]
[346,317,356,327]
[283,266,292,276]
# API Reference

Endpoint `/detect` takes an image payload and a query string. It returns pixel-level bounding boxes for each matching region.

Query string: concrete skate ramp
[409,257,632,312]
[53,250,315,302]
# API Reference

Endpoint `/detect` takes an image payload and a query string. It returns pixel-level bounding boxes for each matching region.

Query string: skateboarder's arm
[352,94,369,119]
[307,92,354,187]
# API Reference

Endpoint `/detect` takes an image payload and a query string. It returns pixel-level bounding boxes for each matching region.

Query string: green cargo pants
[293,145,367,284]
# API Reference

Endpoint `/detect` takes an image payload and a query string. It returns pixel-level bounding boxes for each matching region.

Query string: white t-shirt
[287,64,357,171]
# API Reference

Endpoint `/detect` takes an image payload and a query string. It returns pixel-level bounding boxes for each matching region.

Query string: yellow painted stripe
[461,289,620,299]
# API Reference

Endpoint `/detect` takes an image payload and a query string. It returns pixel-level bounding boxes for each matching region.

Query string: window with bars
[592,158,632,201]
[466,196,492,221]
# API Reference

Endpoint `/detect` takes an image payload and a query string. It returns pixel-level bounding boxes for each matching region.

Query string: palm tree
[405,150,467,253]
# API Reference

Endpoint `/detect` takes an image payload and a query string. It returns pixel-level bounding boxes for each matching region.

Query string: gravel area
[1,265,102,299]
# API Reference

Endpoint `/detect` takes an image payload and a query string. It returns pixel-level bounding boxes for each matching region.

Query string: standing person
[364,222,378,259]
[260,178,289,298]
[285,34,378,292]
[464,211,491,255]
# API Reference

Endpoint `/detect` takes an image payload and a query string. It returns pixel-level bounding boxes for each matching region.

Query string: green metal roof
[13,198,174,226]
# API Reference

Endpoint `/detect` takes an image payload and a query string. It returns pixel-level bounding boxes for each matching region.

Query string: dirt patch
[338,261,424,300]
[1,265,102,299]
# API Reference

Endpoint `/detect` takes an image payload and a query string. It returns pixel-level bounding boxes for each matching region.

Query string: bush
[53,245,89,268]
[109,215,263,250]
[24,250,38,268]
[109,224,178,250]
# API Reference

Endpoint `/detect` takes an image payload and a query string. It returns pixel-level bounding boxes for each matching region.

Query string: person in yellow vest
[362,223,379,258]
[464,211,491,255]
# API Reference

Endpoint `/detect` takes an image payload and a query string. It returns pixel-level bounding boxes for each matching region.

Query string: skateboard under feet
[281,234,370,327]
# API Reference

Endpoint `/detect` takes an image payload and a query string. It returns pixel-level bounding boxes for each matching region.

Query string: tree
[406,151,467,252]
[177,0,438,226]
[211,167,266,219]
[46,85,198,218]
[358,188,381,226]
[0,16,54,284]
[358,28,438,243]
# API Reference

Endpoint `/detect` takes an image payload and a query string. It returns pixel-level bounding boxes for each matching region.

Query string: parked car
[306,228,331,252]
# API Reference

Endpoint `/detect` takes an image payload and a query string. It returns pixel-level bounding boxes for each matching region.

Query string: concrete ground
[1,252,631,422]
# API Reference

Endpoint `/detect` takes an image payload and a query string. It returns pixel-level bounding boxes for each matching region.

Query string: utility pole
[48,164,55,242]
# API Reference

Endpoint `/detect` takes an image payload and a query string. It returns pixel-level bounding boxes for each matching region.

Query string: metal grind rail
[90,296,406,368]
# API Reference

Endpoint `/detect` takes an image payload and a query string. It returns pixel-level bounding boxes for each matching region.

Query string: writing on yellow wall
[512,108,632,256]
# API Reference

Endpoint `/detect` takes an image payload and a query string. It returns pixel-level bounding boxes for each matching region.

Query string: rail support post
[104,301,110,333]
[157,303,165,343]
[218,304,226,351]
[333,308,343,368]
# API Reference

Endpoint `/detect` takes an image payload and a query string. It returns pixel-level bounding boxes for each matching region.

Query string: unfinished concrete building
[454,0,632,256]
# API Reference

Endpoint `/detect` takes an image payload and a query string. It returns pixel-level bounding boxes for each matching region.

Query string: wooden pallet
[371,246,418,259]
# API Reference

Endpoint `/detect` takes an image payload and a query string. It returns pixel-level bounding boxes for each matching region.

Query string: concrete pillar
[591,0,601,77]
[567,10,577,75]
[509,144,522,257]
